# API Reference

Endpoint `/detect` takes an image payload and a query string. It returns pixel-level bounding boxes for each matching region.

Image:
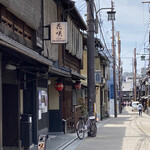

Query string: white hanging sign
[51,22,68,44]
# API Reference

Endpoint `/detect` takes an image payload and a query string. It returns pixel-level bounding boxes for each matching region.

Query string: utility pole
[117,32,121,113]
[86,0,95,116]
[132,58,134,100]
[148,31,150,99]
[111,1,117,117]
[134,48,137,101]
[142,0,150,111]
[149,32,150,67]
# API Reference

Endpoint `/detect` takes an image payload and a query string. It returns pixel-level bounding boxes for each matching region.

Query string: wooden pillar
[33,76,38,144]
[0,52,2,150]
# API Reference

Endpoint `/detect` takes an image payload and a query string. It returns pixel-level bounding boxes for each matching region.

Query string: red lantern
[55,82,64,92]
[75,81,81,90]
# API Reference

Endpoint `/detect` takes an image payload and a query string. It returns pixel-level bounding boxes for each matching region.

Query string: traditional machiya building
[95,39,110,120]
[0,0,52,149]
[48,0,86,134]
[81,35,110,121]
[0,0,86,149]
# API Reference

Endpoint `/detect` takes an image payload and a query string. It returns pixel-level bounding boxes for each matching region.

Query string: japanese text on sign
[51,22,68,44]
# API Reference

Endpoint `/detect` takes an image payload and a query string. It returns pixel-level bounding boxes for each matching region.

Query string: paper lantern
[55,82,64,92]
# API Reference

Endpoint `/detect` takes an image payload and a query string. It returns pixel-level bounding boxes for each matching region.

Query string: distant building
[122,73,141,102]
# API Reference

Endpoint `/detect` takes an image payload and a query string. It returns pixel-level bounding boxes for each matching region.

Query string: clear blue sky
[75,0,150,74]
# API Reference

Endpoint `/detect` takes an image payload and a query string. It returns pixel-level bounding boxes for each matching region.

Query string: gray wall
[0,0,41,30]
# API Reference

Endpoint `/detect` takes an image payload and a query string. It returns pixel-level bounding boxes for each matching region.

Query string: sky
[75,0,150,74]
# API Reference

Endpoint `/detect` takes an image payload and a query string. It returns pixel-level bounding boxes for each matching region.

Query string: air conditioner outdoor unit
[95,70,101,84]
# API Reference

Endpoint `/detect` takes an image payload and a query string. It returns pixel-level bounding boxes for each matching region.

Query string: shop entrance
[2,83,19,147]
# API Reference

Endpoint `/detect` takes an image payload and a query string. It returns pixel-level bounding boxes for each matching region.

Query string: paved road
[66,107,150,150]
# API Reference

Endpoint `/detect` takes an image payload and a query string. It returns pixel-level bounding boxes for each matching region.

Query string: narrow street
[1,1,150,150]
[65,106,150,150]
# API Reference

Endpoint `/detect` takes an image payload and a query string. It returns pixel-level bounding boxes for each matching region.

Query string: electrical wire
[93,2,112,60]
[78,3,86,12]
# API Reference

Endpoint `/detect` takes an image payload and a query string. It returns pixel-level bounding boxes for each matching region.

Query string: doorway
[2,84,19,147]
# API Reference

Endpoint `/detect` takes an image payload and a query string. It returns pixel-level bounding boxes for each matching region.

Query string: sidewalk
[30,132,77,150]
[30,118,106,150]
[31,106,150,150]
[75,106,150,150]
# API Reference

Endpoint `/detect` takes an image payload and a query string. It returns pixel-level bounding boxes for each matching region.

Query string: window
[1,6,34,41]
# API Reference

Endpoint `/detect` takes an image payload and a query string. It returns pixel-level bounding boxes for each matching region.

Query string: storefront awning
[49,66,71,77]
[71,70,86,80]
[0,32,53,67]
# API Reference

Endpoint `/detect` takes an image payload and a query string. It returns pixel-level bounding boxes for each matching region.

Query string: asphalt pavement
[73,106,150,150]
[31,106,150,150]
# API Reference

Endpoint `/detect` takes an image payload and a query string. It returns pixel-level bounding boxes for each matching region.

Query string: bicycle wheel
[76,121,85,140]
[89,122,97,137]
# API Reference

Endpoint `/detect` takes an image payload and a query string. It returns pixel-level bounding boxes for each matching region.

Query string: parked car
[131,101,139,111]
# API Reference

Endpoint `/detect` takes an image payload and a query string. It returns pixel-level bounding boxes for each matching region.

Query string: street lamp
[107,10,116,21]
[95,3,117,118]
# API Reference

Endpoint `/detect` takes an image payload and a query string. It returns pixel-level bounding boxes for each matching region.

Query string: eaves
[60,0,87,30]
[0,31,53,67]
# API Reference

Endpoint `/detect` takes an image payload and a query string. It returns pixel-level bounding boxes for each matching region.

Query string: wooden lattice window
[1,6,34,41]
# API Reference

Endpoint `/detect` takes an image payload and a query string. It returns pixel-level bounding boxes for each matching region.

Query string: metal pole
[132,58,134,100]
[148,32,150,99]
[142,1,150,107]
[118,32,121,113]
[134,48,137,101]
[86,0,95,116]
[111,1,117,117]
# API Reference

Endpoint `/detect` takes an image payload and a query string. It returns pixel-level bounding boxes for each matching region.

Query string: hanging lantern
[75,81,81,90]
[141,55,145,61]
[55,82,64,92]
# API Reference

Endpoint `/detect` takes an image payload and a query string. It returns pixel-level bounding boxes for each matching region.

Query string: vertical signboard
[51,22,68,44]
[38,89,48,120]
[38,135,47,150]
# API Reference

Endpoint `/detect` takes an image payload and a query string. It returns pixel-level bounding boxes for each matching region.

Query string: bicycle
[76,116,97,140]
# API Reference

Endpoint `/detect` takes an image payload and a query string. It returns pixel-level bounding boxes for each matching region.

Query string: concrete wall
[0,0,41,30]
[95,57,100,70]
[81,50,87,86]
[96,87,100,120]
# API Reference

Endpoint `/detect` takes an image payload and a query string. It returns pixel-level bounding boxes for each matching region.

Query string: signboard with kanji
[38,135,47,150]
[51,22,68,44]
